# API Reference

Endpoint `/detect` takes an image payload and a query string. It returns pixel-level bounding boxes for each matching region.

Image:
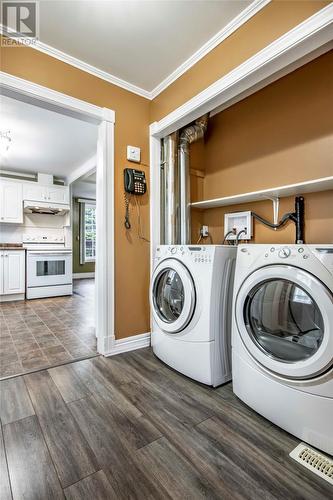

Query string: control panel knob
[171,247,177,254]
[278,247,291,259]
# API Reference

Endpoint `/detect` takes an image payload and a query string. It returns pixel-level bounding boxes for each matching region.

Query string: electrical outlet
[201,225,209,237]
[127,145,141,163]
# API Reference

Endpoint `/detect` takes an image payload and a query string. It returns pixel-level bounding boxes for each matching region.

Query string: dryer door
[151,259,196,333]
[236,265,333,379]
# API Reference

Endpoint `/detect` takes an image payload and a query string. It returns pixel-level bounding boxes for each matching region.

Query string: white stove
[23,230,72,299]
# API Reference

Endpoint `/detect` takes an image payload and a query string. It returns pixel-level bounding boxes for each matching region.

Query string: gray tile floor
[0,279,97,379]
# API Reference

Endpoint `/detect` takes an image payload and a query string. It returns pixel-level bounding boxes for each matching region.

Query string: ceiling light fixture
[0,130,11,155]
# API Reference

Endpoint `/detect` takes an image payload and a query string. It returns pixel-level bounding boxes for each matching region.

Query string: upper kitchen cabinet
[0,179,23,224]
[23,183,69,204]
[47,185,69,203]
[22,182,45,202]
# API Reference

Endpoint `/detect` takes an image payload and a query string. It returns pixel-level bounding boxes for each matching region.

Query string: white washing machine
[151,245,236,386]
[232,244,333,455]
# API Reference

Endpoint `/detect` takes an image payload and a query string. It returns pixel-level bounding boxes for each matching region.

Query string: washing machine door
[151,258,196,333]
[236,265,333,379]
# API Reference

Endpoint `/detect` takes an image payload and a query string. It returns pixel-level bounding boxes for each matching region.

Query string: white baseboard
[73,272,95,279]
[104,332,151,357]
[0,293,25,302]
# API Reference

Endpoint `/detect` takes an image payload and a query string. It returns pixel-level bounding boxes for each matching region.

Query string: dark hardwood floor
[0,348,331,500]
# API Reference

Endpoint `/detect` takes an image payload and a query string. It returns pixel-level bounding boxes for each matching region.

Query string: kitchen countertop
[0,244,25,250]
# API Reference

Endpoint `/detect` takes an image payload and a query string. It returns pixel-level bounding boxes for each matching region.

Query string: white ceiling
[38,0,252,92]
[72,172,96,199]
[0,95,98,179]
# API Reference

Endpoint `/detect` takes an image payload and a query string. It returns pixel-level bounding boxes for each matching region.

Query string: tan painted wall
[190,52,333,246]
[150,0,329,122]
[1,1,331,339]
[0,42,151,339]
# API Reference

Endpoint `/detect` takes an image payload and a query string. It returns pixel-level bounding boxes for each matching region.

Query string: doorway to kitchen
[0,72,115,379]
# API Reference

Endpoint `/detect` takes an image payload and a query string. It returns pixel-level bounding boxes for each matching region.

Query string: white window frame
[78,200,96,264]
[84,202,96,263]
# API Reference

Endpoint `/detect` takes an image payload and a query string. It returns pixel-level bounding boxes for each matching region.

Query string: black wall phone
[124,168,147,230]
[124,168,147,195]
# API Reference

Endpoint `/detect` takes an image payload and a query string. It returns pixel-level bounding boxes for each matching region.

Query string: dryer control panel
[155,245,213,264]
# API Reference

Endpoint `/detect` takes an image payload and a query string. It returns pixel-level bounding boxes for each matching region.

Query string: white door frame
[149,4,333,268]
[0,71,115,355]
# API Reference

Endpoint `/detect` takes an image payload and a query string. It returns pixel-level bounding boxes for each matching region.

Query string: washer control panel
[155,245,213,263]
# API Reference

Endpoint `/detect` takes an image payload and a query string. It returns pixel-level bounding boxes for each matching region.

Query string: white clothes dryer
[232,244,333,454]
[151,245,236,386]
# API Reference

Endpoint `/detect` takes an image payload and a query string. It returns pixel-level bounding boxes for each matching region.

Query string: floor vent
[289,443,333,485]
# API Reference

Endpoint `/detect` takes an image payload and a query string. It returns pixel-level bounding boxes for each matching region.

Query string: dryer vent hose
[251,196,305,244]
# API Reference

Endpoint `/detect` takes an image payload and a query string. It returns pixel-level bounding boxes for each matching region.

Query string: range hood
[23,200,70,215]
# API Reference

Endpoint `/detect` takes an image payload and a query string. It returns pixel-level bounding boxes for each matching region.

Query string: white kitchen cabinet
[23,183,45,202]
[0,252,3,295]
[47,185,69,203]
[23,182,69,204]
[0,180,23,223]
[1,250,25,296]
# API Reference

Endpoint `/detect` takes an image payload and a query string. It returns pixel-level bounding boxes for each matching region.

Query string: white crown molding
[150,2,333,138]
[105,332,151,357]
[0,0,270,100]
[32,40,152,100]
[149,0,271,99]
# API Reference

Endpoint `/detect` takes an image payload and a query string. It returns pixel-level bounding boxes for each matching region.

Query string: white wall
[0,213,70,244]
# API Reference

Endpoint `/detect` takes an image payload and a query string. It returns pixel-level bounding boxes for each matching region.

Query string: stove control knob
[278,247,291,259]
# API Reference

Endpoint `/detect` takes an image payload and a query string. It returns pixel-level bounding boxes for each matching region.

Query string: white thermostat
[127,145,141,163]
[224,211,252,241]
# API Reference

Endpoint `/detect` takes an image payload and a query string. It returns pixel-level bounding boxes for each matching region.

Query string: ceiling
[72,172,96,199]
[0,95,98,179]
[38,0,251,93]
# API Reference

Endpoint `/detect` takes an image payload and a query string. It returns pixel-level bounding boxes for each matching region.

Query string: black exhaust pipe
[251,196,305,244]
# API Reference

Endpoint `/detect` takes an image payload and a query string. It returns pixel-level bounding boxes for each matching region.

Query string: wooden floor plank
[101,353,214,428]
[138,437,221,500]
[0,426,12,500]
[48,364,90,403]
[3,416,64,500]
[197,415,333,500]
[0,377,35,425]
[104,453,172,500]
[64,470,117,500]
[72,358,143,421]
[24,371,98,488]
[68,395,129,467]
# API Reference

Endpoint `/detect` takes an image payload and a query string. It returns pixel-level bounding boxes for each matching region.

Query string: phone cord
[124,193,131,229]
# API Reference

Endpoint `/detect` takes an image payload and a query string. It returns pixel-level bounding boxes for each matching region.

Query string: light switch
[127,145,141,163]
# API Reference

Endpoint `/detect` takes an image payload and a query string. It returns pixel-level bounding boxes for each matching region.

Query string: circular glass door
[151,259,196,333]
[244,279,324,362]
[154,268,184,322]
[236,265,333,379]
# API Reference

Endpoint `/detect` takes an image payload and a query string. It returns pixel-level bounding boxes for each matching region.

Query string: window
[79,200,96,264]
[84,204,96,262]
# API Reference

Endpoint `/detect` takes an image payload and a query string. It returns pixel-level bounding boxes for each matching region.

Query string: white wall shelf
[191,176,333,210]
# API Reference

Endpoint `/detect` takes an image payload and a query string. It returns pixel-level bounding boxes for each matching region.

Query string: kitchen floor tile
[0,279,96,378]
